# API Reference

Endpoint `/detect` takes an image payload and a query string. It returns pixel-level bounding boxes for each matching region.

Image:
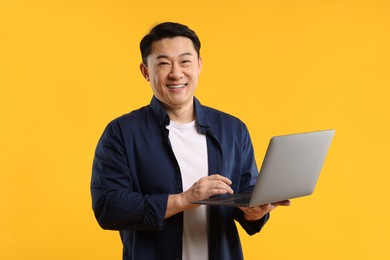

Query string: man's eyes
[157,62,170,66]
[156,60,192,67]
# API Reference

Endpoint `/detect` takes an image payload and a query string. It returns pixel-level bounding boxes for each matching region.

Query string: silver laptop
[193,129,335,207]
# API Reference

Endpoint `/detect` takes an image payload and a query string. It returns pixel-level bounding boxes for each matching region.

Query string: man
[91,22,289,260]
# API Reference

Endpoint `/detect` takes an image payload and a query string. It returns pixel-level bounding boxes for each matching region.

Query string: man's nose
[169,63,184,79]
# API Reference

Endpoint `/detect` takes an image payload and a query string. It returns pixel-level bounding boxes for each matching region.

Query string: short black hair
[140,22,201,66]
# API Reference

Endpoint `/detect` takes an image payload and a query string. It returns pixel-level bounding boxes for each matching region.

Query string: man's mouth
[167,84,187,89]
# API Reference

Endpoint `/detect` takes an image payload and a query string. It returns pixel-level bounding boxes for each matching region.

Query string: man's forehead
[149,37,197,57]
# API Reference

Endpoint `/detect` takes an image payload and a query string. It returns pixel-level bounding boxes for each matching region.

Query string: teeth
[167,84,186,89]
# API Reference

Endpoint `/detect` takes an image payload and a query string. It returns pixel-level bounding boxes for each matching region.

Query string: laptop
[193,129,335,207]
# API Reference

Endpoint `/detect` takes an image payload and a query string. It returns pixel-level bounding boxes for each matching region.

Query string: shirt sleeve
[234,209,270,235]
[91,120,168,231]
[234,122,270,234]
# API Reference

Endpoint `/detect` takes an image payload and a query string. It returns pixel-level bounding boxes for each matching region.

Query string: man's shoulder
[118,105,151,120]
[106,105,154,130]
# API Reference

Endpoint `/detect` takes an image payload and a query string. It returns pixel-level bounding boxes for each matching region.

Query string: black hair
[140,22,201,66]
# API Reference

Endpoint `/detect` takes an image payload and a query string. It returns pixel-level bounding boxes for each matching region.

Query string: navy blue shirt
[91,96,269,260]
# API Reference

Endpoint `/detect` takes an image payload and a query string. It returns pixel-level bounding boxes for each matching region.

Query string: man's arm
[91,121,169,231]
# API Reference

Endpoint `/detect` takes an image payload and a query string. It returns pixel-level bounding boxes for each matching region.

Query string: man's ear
[140,63,150,81]
[198,56,202,75]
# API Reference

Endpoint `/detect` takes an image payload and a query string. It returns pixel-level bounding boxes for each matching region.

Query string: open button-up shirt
[91,96,269,260]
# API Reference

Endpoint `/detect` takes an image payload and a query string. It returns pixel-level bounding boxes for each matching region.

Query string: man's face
[140,36,202,110]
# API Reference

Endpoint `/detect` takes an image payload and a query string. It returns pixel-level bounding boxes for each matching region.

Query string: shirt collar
[150,96,170,127]
[149,96,211,131]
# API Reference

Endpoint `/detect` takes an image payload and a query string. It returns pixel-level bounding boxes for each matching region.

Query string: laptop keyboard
[209,193,251,204]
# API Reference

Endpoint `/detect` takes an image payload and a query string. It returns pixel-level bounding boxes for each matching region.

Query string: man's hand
[239,200,291,221]
[165,174,233,219]
[184,174,233,204]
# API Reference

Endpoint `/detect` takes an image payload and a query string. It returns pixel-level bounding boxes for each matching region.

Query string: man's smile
[167,83,187,89]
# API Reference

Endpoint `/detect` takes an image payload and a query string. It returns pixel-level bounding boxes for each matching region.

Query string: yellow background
[1,0,389,259]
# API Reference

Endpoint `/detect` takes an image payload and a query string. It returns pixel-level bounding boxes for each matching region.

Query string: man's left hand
[239,200,291,221]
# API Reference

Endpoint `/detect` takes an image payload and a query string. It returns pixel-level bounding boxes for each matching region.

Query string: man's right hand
[185,174,233,204]
[165,174,233,219]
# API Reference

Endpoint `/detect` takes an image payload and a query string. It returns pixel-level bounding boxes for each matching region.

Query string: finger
[207,174,232,185]
[208,187,233,195]
[239,207,259,214]
[271,200,291,207]
[196,176,233,194]
[200,182,233,196]
[190,181,233,200]
[244,204,275,213]
[239,206,271,221]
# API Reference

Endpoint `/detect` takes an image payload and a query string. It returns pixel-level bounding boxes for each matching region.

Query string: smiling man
[91,22,289,260]
[139,36,201,123]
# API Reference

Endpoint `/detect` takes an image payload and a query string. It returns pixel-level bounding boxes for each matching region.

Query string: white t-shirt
[166,120,209,260]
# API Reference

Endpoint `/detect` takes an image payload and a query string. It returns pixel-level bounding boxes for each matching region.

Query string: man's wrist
[165,193,196,219]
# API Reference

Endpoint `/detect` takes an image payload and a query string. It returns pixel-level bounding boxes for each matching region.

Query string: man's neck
[166,104,195,123]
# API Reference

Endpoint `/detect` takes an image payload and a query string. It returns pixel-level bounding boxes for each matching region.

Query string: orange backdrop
[1,0,389,259]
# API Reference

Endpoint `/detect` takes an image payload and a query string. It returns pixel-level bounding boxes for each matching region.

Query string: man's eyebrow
[180,52,193,57]
[155,52,194,60]
[156,54,169,60]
